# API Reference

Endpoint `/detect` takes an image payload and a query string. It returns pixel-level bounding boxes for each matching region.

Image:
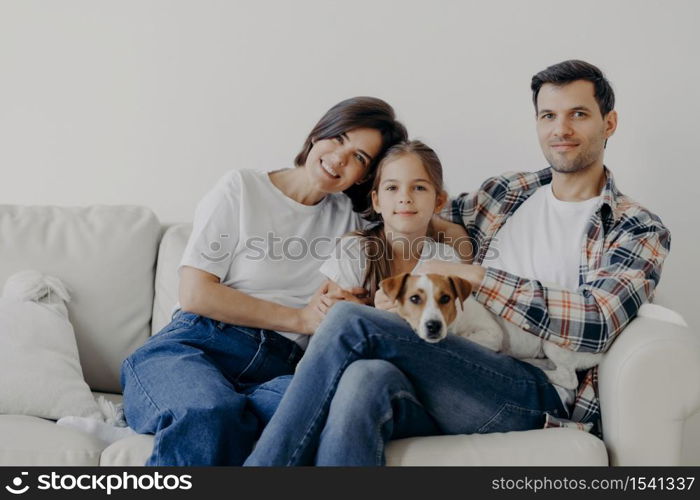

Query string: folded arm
[417,219,671,353]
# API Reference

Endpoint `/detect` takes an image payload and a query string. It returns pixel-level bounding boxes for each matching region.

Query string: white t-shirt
[320,235,461,290]
[485,183,600,289]
[179,168,362,348]
[484,182,601,407]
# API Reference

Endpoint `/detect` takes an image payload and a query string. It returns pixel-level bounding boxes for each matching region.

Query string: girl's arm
[179,266,328,335]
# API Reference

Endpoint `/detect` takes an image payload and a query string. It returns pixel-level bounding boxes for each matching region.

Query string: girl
[120,97,408,465]
[319,140,465,307]
[245,141,496,466]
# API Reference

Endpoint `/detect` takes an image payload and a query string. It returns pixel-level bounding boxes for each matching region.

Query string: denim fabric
[316,359,439,465]
[120,310,302,465]
[245,302,568,466]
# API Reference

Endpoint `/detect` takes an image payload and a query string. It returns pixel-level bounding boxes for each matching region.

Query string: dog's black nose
[425,320,442,336]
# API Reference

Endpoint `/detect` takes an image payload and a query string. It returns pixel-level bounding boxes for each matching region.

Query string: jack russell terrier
[379,272,601,390]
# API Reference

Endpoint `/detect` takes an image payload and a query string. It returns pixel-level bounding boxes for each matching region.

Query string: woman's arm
[178,266,327,335]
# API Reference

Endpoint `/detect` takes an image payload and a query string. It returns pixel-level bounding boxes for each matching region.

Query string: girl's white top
[320,234,461,289]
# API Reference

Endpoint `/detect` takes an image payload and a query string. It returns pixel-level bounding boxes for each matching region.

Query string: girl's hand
[374,287,398,313]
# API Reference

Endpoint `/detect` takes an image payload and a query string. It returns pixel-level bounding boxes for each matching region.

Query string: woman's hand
[319,281,371,314]
[297,281,371,335]
[296,281,332,334]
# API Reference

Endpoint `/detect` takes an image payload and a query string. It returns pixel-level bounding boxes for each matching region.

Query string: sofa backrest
[0,205,161,393]
[152,224,191,335]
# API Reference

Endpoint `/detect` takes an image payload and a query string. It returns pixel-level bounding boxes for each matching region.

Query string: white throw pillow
[0,271,101,420]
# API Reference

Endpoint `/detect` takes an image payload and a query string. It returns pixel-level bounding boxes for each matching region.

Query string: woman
[120,96,408,465]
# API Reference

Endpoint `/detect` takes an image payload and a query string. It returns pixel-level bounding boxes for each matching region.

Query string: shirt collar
[511,166,620,225]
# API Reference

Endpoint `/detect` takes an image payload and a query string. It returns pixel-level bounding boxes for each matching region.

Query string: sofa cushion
[0,291,101,420]
[0,415,105,466]
[385,427,608,465]
[152,224,191,335]
[0,205,161,392]
[100,434,154,466]
[100,428,607,466]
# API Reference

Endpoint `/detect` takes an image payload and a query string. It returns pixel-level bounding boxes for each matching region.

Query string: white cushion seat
[0,414,105,466]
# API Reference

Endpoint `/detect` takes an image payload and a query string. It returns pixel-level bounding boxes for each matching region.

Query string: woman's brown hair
[295,97,407,212]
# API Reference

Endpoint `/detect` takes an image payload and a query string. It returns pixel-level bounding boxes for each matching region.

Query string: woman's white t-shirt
[179,168,362,348]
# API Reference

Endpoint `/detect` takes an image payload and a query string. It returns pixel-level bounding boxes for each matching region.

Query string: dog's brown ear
[448,276,472,302]
[379,273,411,302]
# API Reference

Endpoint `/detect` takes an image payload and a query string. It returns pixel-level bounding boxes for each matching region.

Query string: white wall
[1,0,698,332]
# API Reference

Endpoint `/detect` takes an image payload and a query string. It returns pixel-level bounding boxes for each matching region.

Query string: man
[244,60,671,465]
[418,59,671,433]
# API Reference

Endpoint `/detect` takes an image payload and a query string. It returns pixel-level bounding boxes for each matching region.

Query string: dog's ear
[379,273,411,302]
[448,276,472,302]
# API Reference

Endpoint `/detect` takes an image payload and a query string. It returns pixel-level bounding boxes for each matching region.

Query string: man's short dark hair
[531,60,615,116]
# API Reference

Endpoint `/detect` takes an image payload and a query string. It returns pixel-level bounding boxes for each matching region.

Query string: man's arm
[417,218,671,354]
[431,215,475,263]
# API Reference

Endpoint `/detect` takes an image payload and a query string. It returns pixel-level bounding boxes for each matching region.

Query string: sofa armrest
[598,306,700,465]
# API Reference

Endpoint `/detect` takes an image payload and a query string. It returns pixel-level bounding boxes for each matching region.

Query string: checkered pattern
[446,167,671,436]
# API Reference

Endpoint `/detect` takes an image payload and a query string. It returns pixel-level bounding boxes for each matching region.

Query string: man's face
[536,80,617,174]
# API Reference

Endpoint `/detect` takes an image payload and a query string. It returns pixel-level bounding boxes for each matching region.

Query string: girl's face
[371,153,446,237]
[304,128,382,194]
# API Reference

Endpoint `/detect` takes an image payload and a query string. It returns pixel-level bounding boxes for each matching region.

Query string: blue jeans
[244,302,568,466]
[120,310,302,466]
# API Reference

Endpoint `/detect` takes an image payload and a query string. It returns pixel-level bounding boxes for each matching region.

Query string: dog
[379,272,601,390]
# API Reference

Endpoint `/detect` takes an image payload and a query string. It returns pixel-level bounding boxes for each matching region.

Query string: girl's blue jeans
[245,302,569,466]
[120,310,302,465]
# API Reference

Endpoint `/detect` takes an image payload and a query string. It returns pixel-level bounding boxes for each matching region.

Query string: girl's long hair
[353,140,445,299]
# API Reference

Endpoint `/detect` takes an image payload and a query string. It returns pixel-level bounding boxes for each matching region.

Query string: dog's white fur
[414,275,448,342]
[450,297,601,390]
[380,273,601,390]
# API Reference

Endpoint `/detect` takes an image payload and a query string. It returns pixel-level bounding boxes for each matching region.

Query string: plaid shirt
[447,167,671,437]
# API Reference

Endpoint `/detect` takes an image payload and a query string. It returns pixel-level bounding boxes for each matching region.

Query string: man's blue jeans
[245,302,568,466]
[120,310,301,465]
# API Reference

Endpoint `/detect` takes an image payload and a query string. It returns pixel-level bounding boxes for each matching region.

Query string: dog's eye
[410,295,421,304]
[439,294,451,304]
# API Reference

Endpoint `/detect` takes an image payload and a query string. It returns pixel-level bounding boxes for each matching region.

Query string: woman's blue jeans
[245,302,568,466]
[120,310,302,466]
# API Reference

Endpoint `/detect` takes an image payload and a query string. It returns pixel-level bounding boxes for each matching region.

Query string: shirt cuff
[473,266,522,317]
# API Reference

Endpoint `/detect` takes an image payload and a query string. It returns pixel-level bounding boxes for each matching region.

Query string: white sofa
[1,205,699,466]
